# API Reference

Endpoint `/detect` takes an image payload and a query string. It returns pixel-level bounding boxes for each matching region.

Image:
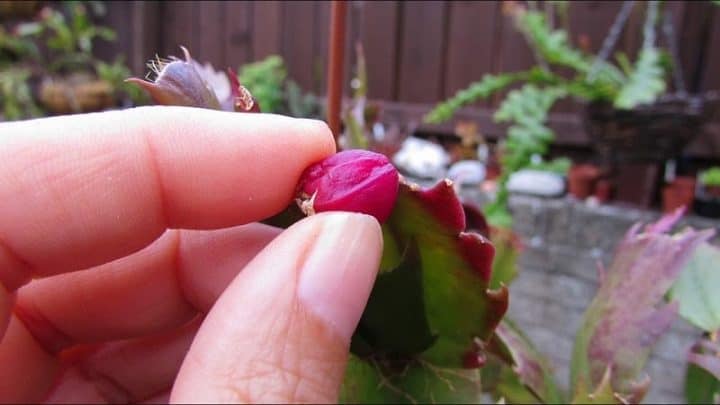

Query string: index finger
[0,106,334,289]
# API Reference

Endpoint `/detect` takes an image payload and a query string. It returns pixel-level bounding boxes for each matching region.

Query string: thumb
[170,212,383,403]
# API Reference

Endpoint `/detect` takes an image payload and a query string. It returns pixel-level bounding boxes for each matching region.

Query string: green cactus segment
[488,320,564,404]
[353,178,508,368]
[340,354,483,403]
[342,177,508,402]
[570,209,714,403]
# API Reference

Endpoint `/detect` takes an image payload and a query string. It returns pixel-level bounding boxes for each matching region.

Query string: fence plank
[160,1,198,57]
[252,0,282,61]
[129,1,161,75]
[678,1,715,93]
[396,1,448,103]
[282,1,316,90]
[314,1,331,94]
[196,1,225,66]
[224,1,253,70]
[358,1,399,100]
[700,8,720,92]
[444,1,497,107]
[93,1,133,64]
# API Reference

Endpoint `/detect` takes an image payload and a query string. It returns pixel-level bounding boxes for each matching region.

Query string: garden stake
[326,0,347,143]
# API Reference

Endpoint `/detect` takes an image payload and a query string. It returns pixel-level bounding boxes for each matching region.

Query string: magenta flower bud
[297,150,400,223]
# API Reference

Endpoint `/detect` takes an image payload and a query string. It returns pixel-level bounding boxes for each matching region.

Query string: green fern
[614,47,666,109]
[485,84,566,226]
[423,73,521,124]
[515,11,590,72]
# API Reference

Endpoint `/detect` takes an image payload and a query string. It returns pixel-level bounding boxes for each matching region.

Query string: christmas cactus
[129,48,718,404]
[128,47,509,402]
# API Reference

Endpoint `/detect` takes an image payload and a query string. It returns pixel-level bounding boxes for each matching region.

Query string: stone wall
[466,190,720,403]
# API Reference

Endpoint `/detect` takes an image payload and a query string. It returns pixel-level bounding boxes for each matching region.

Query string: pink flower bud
[297,150,400,223]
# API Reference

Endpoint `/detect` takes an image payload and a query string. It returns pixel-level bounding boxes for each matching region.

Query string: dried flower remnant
[227,67,260,113]
[126,47,222,109]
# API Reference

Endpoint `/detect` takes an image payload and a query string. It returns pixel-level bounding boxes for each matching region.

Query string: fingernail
[297,212,383,342]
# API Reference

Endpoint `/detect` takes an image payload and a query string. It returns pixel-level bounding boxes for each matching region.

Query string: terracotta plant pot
[662,176,696,213]
[594,179,613,203]
[568,164,601,199]
[706,185,720,199]
[39,73,116,115]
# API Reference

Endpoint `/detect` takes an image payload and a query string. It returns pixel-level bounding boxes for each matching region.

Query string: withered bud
[126,46,222,110]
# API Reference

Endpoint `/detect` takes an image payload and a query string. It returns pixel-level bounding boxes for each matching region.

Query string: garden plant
[424,0,718,227]
[125,45,720,404]
[0,0,145,120]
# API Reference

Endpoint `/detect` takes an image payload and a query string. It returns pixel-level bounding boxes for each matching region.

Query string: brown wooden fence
[96,1,720,158]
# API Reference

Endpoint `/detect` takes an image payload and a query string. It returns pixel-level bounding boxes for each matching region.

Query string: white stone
[392,136,450,179]
[507,169,566,197]
[447,160,486,186]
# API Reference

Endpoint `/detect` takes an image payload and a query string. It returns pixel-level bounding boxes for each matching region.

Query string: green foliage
[40,2,116,73]
[424,3,672,228]
[484,84,566,226]
[614,48,666,109]
[488,319,565,404]
[236,55,319,118]
[515,9,590,72]
[95,56,148,106]
[0,67,42,120]
[424,73,521,124]
[237,55,286,113]
[685,361,720,404]
[700,167,720,187]
[0,24,42,65]
[669,243,720,331]
[527,157,572,175]
[339,179,508,402]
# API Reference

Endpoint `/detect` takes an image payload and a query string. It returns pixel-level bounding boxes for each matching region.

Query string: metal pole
[326,0,347,142]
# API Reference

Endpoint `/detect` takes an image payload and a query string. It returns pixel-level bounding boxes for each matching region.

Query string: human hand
[0,107,383,403]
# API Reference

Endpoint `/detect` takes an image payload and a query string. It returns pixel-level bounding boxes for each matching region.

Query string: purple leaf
[570,210,714,402]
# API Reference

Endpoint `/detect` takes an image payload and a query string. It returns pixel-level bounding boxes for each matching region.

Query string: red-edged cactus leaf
[340,354,483,403]
[669,243,720,332]
[488,320,564,404]
[126,47,221,109]
[270,150,507,401]
[570,209,715,403]
[356,178,508,370]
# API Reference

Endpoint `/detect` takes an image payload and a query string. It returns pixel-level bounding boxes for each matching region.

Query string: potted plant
[0,1,144,120]
[694,167,720,218]
[34,3,119,114]
[568,163,601,200]
[662,175,696,213]
[424,1,719,224]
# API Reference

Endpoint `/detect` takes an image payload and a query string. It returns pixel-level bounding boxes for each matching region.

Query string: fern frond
[613,47,666,109]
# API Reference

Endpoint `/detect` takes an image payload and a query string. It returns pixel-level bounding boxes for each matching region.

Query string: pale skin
[0,106,384,403]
